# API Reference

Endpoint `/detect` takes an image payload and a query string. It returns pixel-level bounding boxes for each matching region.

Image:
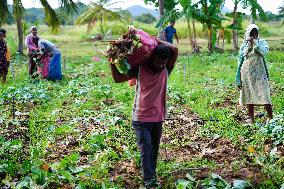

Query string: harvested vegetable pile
[106,25,157,73]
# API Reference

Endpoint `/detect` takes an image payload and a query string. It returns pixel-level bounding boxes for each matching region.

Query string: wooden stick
[170,167,209,174]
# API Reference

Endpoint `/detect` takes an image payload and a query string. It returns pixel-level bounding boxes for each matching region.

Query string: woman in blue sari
[36,38,62,80]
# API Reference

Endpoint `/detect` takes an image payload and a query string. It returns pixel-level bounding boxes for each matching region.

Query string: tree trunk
[158,0,165,40]
[232,0,238,51]
[208,26,213,52]
[216,30,220,48]
[222,31,225,50]
[158,0,164,17]
[192,20,197,48]
[16,15,23,54]
[250,15,255,24]
[100,17,104,36]
[186,18,193,50]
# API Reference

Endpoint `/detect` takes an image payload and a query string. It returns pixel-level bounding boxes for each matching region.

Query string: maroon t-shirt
[129,64,169,122]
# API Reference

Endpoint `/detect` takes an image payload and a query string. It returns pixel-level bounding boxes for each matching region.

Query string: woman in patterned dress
[32,36,50,78]
[236,24,273,123]
[0,32,8,83]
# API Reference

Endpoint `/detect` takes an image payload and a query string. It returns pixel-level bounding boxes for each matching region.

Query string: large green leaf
[232,180,252,189]
[0,0,9,25]
[155,9,182,28]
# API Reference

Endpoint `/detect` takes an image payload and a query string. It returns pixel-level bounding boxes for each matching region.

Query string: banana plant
[179,0,199,51]
[229,0,266,51]
[144,0,179,39]
[193,0,226,52]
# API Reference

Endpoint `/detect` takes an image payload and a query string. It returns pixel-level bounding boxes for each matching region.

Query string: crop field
[0,23,284,188]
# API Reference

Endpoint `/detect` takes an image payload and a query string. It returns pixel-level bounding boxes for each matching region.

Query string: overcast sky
[7,0,284,14]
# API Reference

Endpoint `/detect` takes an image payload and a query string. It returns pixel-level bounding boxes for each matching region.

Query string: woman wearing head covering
[236,24,273,123]
[25,26,39,77]
[37,38,62,80]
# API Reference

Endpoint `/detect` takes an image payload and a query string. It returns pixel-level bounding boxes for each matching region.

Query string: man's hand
[110,63,131,83]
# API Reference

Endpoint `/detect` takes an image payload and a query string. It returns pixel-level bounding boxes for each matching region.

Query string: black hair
[0,29,6,35]
[152,44,171,60]
[170,20,175,24]
[250,28,258,36]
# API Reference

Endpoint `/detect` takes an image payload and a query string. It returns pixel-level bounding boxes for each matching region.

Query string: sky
[7,0,284,14]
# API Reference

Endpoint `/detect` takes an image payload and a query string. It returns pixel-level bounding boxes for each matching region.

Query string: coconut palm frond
[0,0,9,25]
[58,0,78,13]
[75,2,122,33]
[75,4,103,25]
[13,0,24,16]
[40,0,60,32]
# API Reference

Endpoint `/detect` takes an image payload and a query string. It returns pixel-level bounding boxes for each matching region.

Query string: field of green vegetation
[0,23,284,188]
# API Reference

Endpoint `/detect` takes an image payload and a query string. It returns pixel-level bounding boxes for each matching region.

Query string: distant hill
[221,6,232,14]
[5,2,88,25]
[126,5,159,17]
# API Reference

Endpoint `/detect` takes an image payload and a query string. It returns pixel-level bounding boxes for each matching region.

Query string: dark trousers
[29,56,37,76]
[132,121,163,184]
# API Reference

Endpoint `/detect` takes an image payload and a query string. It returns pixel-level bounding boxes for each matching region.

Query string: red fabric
[127,30,158,68]
[132,64,168,122]
[41,55,50,78]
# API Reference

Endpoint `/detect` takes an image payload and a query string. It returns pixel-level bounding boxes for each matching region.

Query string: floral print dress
[0,40,8,81]
[239,40,271,105]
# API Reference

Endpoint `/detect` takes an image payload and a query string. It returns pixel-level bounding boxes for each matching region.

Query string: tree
[179,0,199,51]
[192,0,225,52]
[0,0,77,54]
[228,0,266,51]
[117,9,132,23]
[13,0,24,53]
[135,13,156,24]
[144,0,178,38]
[75,1,122,35]
[279,1,284,24]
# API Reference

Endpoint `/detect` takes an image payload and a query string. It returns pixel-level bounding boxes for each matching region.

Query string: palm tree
[75,1,122,35]
[0,0,77,54]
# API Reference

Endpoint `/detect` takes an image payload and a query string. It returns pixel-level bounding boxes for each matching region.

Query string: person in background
[236,24,273,124]
[163,20,179,44]
[110,39,178,188]
[25,26,39,77]
[34,38,62,81]
[0,29,10,83]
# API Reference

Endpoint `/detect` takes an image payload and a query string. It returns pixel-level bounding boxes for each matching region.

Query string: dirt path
[109,106,264,188]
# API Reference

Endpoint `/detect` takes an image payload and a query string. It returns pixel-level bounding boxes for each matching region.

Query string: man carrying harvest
[110,39,178,188]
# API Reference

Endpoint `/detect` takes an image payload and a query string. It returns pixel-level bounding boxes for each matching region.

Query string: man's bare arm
[110,64,131,83]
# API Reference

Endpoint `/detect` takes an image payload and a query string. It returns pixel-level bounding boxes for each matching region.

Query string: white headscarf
[30,26,37,31]
[244,24,259,41]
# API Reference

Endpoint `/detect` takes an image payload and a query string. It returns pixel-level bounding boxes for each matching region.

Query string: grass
[0,23,284,188]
